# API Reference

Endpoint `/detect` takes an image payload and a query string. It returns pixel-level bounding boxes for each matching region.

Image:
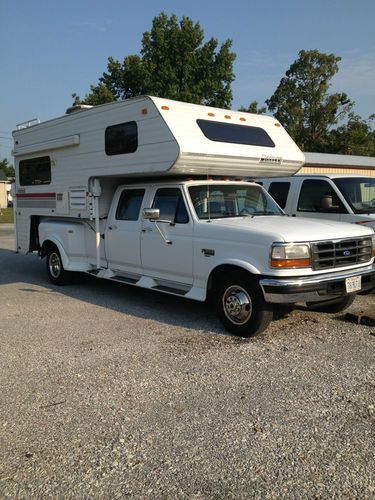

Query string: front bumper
[260,263,375,304]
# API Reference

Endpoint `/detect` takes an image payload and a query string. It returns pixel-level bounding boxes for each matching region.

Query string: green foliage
[0,208,14,224]
[74,12,236,108]
[0,158,15,178]
[238,101,267,114]
[266,50,354,151]
[327,114,375,156]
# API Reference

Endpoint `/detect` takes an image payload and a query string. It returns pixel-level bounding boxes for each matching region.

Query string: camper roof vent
[66,105,93,115]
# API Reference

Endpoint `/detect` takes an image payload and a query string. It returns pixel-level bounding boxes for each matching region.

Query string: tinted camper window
[197,120,275,148]
[19,156,51,185]
[105,121,138,156]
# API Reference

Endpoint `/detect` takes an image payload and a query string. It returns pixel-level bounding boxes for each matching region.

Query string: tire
[306,294,355,313]
[216,271,273,337]
[46,244,73,286]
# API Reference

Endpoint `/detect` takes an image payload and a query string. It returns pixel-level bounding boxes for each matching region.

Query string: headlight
[271,243,311,268]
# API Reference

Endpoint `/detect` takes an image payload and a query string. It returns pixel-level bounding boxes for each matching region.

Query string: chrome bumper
[259,263,375,304]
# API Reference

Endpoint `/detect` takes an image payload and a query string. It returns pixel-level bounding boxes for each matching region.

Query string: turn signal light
[271,258,311,268]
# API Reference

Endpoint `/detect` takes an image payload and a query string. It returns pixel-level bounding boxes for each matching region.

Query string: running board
[152,284,188,296]
[111,274,140,285]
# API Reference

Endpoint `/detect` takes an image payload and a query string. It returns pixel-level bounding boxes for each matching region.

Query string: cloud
[68,19,112,33]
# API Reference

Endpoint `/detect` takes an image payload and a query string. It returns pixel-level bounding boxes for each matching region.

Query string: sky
[1,0,375,161]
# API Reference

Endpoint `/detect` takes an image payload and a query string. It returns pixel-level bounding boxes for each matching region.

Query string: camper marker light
[161,105,170,110]
[271,243,311,268]
[224,115,231,119]
[240,117,247,122]
[208,112,215,117]
[372,234,375,257]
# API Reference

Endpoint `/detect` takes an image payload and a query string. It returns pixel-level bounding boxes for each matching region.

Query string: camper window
[19,156,51,186]
[197,120,275,148]
[105,121,138,156]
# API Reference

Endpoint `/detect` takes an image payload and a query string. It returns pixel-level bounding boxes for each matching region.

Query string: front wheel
[216,272,273,337]
[306,294,355,313]
[46,244,73,285]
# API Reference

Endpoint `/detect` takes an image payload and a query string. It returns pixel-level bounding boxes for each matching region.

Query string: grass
[0,207,14,224]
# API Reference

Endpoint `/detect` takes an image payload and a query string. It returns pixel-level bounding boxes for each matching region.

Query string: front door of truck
[141,187,193,285]
[105,188,145,276]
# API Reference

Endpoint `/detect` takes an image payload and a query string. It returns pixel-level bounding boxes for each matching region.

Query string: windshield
[188,184,283,219]
[333,177,375,214]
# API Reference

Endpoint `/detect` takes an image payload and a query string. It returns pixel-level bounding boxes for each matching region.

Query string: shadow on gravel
[0,247,228,337]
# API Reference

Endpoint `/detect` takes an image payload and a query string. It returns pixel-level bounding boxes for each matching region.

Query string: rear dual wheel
[46,244,73,285]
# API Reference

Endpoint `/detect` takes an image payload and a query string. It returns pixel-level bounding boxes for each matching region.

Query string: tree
[0,158,15,178]
[327,114,375,156]
[238,101,267,114]
[266,50,354,151]
[74,13,236,108]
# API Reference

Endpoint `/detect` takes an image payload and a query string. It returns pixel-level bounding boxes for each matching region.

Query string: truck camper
[12,97,375,336]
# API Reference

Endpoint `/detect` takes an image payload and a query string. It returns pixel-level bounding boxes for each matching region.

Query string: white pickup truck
[38,178,375,336]
[258,174,375,230]
[12,97,375,336]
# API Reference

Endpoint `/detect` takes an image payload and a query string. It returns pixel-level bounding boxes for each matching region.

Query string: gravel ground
[0,224,374,499]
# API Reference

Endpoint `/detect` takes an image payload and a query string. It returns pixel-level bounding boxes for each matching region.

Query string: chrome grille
[311,237,373,270]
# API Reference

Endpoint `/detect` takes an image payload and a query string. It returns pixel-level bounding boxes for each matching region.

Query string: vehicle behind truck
[12,97,375,336]
[258,174,375,230]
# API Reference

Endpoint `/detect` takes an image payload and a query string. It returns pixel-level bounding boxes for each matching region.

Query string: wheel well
[207,264,254,297]
[40,240,57,258]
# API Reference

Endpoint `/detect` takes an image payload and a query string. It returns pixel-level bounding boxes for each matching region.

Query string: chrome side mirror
[143,208,160,220]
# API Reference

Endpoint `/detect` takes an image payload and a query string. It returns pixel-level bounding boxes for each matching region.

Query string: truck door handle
[142,227,153,233]
[108,224,118,230]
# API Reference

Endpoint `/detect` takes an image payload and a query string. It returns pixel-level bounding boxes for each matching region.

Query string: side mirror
[143,208,160,220]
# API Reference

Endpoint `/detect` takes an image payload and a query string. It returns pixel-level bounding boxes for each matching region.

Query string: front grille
[311,237,373,270]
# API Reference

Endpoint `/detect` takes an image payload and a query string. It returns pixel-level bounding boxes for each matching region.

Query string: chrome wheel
[49,252,61,278]
[222,285,252,325]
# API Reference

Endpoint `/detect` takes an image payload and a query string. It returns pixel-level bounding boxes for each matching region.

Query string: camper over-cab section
[12,96,304,218]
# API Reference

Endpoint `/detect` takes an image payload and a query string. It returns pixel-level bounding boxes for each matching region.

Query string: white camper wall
[13,96,180,192]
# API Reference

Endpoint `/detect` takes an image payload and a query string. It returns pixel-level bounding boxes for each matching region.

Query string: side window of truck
[152,188,189,224]
[297,180,347,213]
[116,189,145,220]
[268,182,290,209]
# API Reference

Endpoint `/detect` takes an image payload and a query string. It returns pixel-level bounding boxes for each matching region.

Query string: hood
[206,215,374,243]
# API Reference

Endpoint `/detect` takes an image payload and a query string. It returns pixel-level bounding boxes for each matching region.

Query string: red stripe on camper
[16,193,56,198]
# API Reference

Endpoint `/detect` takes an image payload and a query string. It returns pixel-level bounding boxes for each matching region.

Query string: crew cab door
[105,187,145,276]
[141,187,193,284]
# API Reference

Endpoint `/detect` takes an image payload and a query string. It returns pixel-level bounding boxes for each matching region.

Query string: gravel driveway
[0,224,374,499]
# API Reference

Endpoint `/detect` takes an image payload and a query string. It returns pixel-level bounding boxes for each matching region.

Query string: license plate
[345,276,362,293]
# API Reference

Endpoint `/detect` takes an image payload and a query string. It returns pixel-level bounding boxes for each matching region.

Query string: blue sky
[1,0,375,160]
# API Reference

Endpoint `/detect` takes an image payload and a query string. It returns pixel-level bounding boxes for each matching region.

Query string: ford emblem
[343,250,351,256]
